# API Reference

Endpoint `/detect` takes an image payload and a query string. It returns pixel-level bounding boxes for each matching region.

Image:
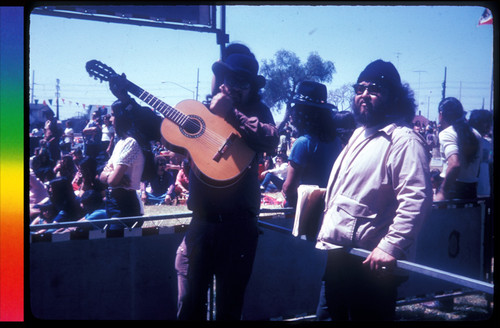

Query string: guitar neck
[125,80,188,127]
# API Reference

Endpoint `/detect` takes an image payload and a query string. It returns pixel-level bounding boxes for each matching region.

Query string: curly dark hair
[291,104,337,142]
[468,109,492,136]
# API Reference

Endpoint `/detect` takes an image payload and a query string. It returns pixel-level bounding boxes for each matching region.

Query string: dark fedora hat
[291,81,336,110]
[212,53,266,89]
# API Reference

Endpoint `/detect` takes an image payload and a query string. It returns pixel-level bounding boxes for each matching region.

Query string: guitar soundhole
[180,115,205,138]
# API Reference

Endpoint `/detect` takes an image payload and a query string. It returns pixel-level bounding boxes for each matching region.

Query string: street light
[161,81,195,100]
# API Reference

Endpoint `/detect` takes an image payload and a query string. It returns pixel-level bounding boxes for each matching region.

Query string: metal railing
[30,200,494,295]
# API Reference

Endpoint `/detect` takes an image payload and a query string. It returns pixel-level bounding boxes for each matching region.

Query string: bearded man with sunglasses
[314,60,433,321]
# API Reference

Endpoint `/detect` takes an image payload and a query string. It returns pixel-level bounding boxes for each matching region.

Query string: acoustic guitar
[86,60,256,187]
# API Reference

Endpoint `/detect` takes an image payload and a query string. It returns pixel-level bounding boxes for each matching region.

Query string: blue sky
[29,4,494,123]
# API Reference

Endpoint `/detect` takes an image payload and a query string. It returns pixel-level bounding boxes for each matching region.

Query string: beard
[352,99,391,127]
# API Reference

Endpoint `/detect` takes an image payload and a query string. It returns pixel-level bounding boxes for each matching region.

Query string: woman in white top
[101,114,115,158]
[99,101,145,229]
[435,97,482,201]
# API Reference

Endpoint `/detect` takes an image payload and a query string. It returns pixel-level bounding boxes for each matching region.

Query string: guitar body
[160,99,256,186]
[85,59,256,187]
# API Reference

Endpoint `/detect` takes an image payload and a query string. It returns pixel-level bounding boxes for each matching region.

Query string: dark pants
[449,181,477,200]
[260,173,284,191]
[175,214,259,321]
[105,188,143,230]
[316,249,401,321]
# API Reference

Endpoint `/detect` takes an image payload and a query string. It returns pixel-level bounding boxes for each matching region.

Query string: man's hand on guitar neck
[109,73,132,103]
[209,84,234,118]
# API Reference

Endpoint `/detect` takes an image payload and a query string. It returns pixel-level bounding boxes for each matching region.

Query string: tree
[329,83,355,111]
[260,50,335,130]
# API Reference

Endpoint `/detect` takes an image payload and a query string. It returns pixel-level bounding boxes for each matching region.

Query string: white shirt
[108,137,145,191]
[101,124,115,142]
[64,127,74,144]
[439,126,482,183]
[267,161,288,180]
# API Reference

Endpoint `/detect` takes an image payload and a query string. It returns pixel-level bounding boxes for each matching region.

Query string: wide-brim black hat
[291,81,336,110]
[212,53,266,89]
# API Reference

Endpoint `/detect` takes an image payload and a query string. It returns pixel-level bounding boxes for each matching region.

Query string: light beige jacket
[316,123,433,260]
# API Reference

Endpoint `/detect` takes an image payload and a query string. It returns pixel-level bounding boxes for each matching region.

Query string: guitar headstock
[86,60,117,82]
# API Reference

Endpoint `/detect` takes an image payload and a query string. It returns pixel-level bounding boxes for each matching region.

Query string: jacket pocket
[319,194,377,247]
[335,194,376,219]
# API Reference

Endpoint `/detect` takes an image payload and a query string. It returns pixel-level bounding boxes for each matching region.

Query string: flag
[478,8,493,26]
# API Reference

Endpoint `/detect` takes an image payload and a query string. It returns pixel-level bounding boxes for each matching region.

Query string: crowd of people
[29,42,493,321]
[29,104,191,233]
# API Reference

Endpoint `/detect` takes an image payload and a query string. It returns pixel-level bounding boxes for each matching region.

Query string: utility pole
[413,70,426,107]
[441,67,447,100]
[56,78,60,120]
[196,68,199,101]
[31,70,35,103]
[427,95,430,120]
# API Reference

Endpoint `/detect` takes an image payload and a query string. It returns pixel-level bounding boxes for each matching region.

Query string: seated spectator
[53,154,77,181]
[29,169,49,221]
[70,148,84,167]
[140,155,176,205]
[73,156,106,199]
[258,152,275,181]
[31,147,55,183]
[260,153,288,192]
[175,158,190,200]
[48,177,84,228]
[30,201,58,234]
[164,150,184,178]
[72,189,108,231]
[152,141,167,156]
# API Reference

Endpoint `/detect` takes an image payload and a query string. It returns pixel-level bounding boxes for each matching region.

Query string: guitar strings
[140,91,231,149]
[88,65,235,162]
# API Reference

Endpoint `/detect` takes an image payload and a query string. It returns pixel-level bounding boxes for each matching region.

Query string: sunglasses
[353,83,383,95]
[224,76,251,90]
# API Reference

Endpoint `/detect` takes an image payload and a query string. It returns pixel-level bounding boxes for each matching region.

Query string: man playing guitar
[175,47,279,321]
[104,44,279,320]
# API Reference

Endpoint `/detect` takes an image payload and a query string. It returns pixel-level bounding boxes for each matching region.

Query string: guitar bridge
[213,133,238,162]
